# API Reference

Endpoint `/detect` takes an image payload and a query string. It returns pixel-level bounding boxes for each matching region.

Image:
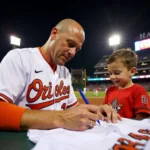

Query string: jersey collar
[38,47,57,72]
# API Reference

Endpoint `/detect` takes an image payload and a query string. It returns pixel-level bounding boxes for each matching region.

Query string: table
[0,131,34,150]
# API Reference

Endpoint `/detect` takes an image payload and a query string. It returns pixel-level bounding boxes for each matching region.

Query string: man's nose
[68,48,76,57]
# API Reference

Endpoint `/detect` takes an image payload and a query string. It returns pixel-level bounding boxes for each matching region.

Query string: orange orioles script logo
[138,129,150,135]
[113,129,150,150]
[26,79,70,109]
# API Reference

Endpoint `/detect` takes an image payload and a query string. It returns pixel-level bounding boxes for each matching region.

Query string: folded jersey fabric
[27,118,150,150]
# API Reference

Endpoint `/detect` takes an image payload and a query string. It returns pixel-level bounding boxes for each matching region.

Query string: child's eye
[114,72,120,75]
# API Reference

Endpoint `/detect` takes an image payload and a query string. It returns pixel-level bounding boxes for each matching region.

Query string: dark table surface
[0,131,35,150]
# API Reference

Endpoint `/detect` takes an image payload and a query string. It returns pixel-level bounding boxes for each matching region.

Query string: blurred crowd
[86,79,150,91]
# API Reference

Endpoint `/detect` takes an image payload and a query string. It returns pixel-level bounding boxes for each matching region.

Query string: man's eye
[68,43,75,48]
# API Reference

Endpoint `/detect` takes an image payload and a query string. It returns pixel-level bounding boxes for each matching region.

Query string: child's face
[107,60,134,88]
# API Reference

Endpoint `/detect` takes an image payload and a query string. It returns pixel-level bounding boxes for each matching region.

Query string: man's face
[50,26,85,66]
[107,60,134,88]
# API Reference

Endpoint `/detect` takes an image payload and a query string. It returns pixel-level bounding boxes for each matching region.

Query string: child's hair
[106,48,138,69]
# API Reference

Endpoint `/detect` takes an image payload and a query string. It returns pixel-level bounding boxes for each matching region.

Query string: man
[94,87,99,96]
[83,87,86,94]
[0,19,121,131]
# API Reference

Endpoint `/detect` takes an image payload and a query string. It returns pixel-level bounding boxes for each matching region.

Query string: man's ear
[130,67,137,76]
[51,27,58,40]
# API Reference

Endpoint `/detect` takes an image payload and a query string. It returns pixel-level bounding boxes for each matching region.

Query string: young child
[104,48,150,119]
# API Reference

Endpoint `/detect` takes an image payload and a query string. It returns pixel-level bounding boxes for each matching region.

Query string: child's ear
[130,67,137,76]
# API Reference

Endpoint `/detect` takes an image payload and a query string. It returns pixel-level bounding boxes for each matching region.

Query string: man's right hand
[21,104,99,131]
[58,104,100,131]
[21,104,122,131]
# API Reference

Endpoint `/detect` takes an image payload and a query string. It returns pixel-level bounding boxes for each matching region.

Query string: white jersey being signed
[28,118,150,150]
[0,47,78,110]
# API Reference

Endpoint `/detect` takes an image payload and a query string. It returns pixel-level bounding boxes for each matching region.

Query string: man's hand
[59,104,100,131]
[21,104,99,131]
[21,104,121,132]
[98,104,122,123]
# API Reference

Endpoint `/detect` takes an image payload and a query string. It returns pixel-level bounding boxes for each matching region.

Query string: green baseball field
[74,91,150,105]
[74,91,106,98]
[75,91,150,98]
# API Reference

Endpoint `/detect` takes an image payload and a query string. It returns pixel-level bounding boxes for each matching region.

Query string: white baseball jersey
[28,118,150,150]
[0,47,78,110]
